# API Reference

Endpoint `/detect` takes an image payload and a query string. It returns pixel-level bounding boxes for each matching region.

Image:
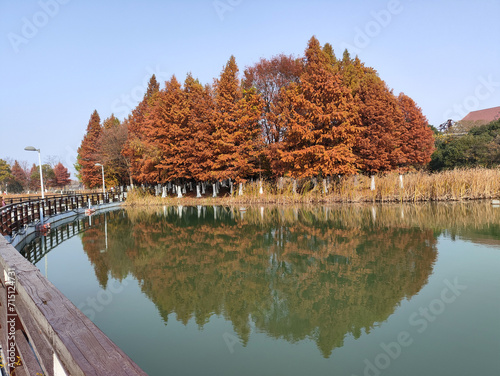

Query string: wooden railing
[20,213,110,265]
[0,236,147,375]
[0,193,124,237]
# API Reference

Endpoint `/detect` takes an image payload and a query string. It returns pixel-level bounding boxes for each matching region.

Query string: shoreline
[123,168,500,207]
[122,193,500,208]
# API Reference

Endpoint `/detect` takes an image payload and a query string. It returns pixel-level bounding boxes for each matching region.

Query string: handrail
[0,236,147,375]
[4,193,78,205]
[20,213,109,265]
[0,193,124,237]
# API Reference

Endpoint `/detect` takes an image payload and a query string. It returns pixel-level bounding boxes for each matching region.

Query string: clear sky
[1,0,499,178]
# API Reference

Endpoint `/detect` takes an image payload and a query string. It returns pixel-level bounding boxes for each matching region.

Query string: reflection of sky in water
[20,203,500,376]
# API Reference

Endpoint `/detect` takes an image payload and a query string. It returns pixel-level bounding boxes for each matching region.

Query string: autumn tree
[243,54,303,145]
[397,93,435,170]
[11,160,31,191]
[77,110,102,188]
[243,54,303,176]
[52,162,71,188]
[98,114,131,186]
[148,76,191,183]
[183,74,216,182]
[123,75,160,184]
[353,70,405,174]
[212,56,264,183]
[279,37,360,179]
[7,160,25,193]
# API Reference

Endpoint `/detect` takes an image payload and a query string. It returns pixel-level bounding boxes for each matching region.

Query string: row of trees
[430,119,500,171]
[0,159,71,194]
[77,36,435,189]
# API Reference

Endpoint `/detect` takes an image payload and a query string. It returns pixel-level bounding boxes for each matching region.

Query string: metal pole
[37,149,45,199]
[101,165,105,194]
[37,149,45,225]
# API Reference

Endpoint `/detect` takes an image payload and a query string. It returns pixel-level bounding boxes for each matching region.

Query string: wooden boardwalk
[0,193,120,238]
[0,193,148,375]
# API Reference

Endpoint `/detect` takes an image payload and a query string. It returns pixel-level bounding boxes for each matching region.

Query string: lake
[18,203,500,376]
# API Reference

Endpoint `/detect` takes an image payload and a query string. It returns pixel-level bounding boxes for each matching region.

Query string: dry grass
[123,168,500,207]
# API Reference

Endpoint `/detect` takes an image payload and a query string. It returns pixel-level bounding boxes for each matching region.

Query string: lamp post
[24,146,45,199]
[25,146,45,225]
[95,163,105,194]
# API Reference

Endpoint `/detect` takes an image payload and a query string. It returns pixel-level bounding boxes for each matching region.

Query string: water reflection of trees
[79,203,484,357]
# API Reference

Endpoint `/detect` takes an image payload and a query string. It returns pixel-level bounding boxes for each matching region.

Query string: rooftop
[462,106,500,125]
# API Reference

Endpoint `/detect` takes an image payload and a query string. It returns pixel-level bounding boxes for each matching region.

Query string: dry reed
[123,168,500,207]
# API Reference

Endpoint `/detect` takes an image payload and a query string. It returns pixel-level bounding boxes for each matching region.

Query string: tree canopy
[76,36,436,189]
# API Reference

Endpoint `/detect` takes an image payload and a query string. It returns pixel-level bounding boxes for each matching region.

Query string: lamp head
[24,146,39,152]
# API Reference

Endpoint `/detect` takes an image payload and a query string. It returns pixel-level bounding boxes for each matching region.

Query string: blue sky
[1,0,499,178]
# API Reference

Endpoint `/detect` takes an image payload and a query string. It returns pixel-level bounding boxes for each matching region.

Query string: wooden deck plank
[15,329,44,376]
[14,298,55,375]
[0,236,147,376]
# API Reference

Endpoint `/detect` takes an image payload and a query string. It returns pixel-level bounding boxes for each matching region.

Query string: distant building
[461,105,500,127]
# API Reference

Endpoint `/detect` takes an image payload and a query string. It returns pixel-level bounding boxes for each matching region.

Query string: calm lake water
[18,203,500,376]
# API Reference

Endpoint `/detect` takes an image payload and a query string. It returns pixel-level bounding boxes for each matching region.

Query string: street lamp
[95,163,105,193]
[24,146,44,199]
[25,146,45,226]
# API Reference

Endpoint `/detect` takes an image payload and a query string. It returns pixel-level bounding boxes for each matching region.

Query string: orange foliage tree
[123,75,160,184]
[397,93,435,170]
[279,36,360,179]
[211,56,263,183]
[52,162,71,188]
[183,74,216,182]
[146,76,191,184]
[77,110,102,188]
[354,70,405,174]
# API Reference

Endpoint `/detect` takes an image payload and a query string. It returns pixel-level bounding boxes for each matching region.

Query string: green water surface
[19,203,500,376]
